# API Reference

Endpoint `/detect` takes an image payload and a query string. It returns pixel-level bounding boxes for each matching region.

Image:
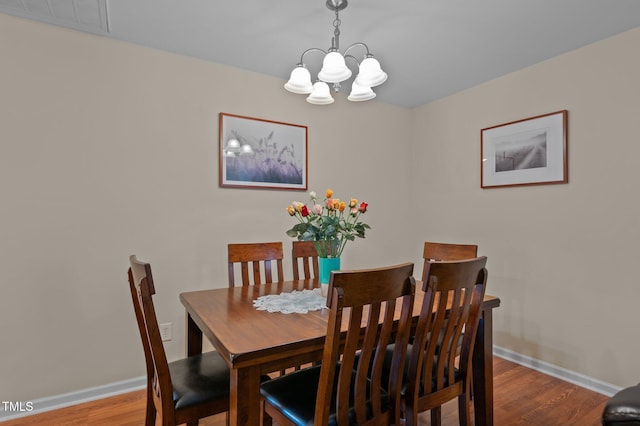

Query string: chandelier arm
[298,47,328,65]
[343,42,372,59]
[343,54,360,69]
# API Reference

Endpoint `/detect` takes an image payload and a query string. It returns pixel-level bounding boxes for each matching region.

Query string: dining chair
[129,255,271,426]
[421,241,479,352]
[403,256,488,426]
[260,262,416,426]
[227,242,284,287]
[422,241,478,279]
[291,240,319,280]
[128,255,231,426]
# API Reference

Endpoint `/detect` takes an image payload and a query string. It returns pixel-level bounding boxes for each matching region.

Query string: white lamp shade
[226,139,241,152]
[348,81,376,102]
[284,66,313,94]
[318,51,352,83]
[306,82,334,105]
[355,57,387,87]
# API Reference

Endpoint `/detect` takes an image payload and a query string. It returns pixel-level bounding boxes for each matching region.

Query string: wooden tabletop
[181,280,500,364]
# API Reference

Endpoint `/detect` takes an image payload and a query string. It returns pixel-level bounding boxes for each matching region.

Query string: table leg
[186,313,202,357]
[473,308,494,426]
[230,365,263,426]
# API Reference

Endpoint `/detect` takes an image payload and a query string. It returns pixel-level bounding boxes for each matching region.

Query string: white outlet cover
[159,323,172,341]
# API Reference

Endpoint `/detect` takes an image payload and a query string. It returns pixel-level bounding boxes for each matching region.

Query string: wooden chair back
[404,256,488,426]
[228,242,284,287]
[291,241,319,280]
[422,241,478,281]
[128,255,174,424]
[316,263,416,425]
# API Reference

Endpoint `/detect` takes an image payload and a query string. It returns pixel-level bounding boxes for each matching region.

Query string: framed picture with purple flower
[219,113,308,190]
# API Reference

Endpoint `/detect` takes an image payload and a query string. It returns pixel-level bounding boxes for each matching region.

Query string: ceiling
[2,0,640,108]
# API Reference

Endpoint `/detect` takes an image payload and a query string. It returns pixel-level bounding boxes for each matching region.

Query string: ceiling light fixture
[284,0,387,105]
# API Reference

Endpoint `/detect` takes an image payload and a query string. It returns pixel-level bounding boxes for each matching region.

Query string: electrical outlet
[159,322,172,341]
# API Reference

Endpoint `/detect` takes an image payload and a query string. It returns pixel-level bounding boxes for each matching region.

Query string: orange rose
[325,188,333,198]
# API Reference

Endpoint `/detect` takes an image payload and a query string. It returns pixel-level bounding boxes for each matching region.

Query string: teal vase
[319,257,341,285]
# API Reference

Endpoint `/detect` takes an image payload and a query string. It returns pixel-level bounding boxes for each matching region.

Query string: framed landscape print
[219,113,308,190]
[481,110,568,189]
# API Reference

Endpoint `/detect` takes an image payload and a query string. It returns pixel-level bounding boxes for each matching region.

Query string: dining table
[180,279,500,426]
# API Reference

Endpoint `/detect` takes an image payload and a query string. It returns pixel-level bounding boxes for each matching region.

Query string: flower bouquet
[285,188,370,258]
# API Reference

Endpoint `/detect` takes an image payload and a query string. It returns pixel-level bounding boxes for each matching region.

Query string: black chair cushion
[169,351,230,410]
[260,364,388,426]
[603,384,640,425]
[170,351,270,410]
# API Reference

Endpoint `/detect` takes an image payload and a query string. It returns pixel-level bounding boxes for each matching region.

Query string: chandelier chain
[332,11,341,50]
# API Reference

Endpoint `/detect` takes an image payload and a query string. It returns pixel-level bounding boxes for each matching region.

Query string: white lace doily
[253,288,327,314]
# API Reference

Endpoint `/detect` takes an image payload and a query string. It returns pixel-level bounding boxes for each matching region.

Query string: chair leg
[144,390,156,426]
[261,399,273,426]
[430,406,442,426]
[145,407,156,426]
[458,392,472,426]
[404,408,418,426]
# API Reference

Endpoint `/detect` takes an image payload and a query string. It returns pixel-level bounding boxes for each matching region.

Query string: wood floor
[3,357,609,426]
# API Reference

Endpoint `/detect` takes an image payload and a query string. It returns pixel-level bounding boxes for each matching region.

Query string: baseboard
[494,345,621,397]
[0,376,145,421]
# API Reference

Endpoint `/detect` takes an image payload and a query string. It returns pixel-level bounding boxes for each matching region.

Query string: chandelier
[284,0,387,105]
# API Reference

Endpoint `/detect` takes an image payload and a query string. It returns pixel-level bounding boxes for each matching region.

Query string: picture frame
[481,110,568,189]
[219,113,308,190]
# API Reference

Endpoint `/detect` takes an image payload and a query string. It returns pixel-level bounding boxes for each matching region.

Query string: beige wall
[410,27,640,387]
[0,14,413,401]
[1,11,639,403]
